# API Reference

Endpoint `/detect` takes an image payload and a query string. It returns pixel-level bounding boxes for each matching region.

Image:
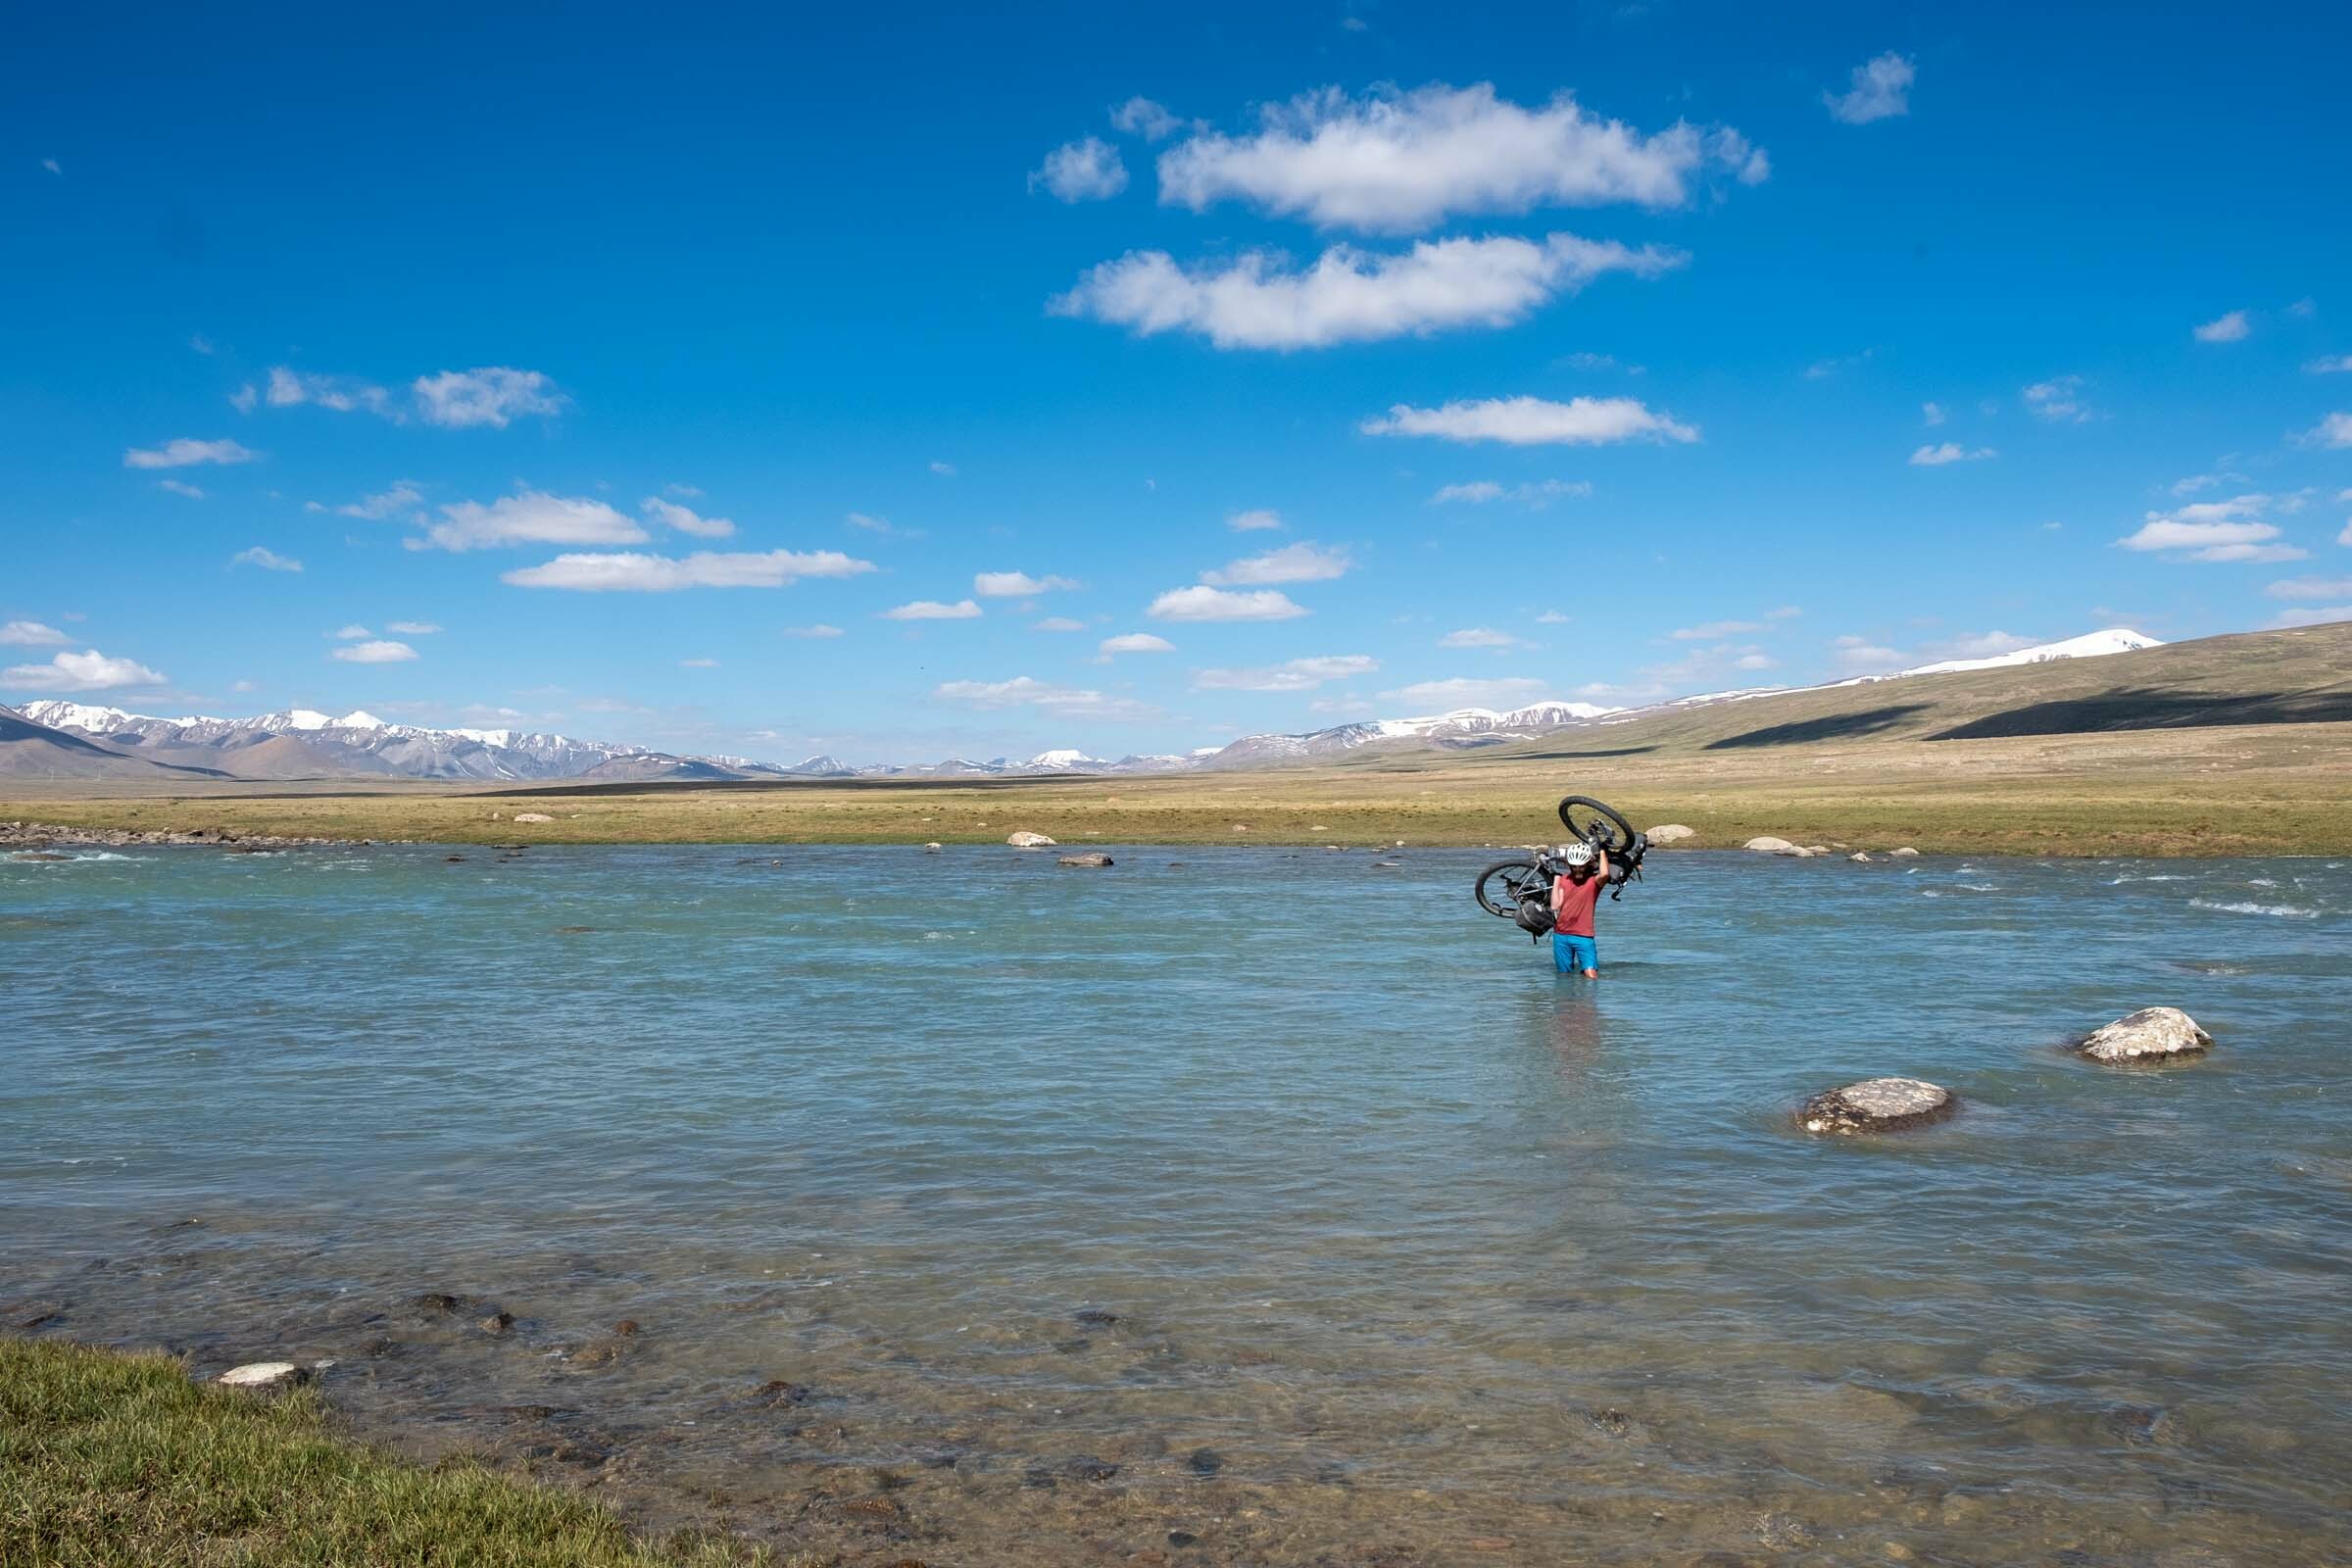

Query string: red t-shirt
[1551,871,1602,936]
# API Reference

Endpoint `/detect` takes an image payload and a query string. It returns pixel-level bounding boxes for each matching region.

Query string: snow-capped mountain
[1200,701,1622,769]
[1892,628,2161,677]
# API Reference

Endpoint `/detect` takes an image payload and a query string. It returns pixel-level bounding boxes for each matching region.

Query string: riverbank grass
[0,1339,764,1566]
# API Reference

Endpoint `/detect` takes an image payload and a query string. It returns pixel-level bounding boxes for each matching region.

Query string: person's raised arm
[1597,846,1610,881]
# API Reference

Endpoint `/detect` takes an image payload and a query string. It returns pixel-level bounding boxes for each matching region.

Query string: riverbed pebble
[2077,1006,2213,1064]
[1797,1077,1956,1135]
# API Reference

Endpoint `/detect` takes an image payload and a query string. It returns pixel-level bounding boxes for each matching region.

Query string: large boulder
[1888,847,1920,858]
[1743,836,1810,857]
[1006,831,1056,848]
[1646,824,1695,845]
[2077,1006,2213,1064]
[1798,1077,1956,1135]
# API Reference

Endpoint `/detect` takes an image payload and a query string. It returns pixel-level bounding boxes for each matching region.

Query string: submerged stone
[1006,831,1056,848]
[1057,853,1113,867]
[1798,1077,1956,1135]
[2077,1006,2213,1064]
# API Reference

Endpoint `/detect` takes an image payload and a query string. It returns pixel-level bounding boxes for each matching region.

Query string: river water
[5,843,2349,1565]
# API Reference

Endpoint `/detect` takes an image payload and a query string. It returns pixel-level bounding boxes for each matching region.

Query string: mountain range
[0,629,2163,783]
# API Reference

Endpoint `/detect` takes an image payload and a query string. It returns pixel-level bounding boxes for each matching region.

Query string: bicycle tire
[1556,795,1636,853]
[1474,859,1546,917]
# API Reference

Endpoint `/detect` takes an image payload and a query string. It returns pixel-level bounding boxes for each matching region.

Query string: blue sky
[5,1,2349,763]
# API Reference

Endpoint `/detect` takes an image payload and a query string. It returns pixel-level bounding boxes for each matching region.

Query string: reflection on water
[5,844,2350,1564]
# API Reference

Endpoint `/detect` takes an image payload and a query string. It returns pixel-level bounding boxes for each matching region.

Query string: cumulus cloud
[412,367,564,428]
[2263,575,2352,600]
[1381,675,1556,710]
[2117,494,2307,562]
[1100,632,1176,655]
[1825,52,1915,123]
[1155,82,1765,233]
[503,550,874,592]
[2308,355,2352,374]
[1439,627,1529,649]
[1202,541,1352,585]
[331,639,417,663]
[1032,616,1087,632]
[1,620,71,646]
[1031,136,1128,202]
[3,648,169,691]
[934,675,1157,720]
[385,620,441,634]
[1669,619,1767,639]
[1054,232,1681,350]
[2193,310,2250,343]
[975,570,1079,597]
[929,461,956,476]
[1227,508,1283,531]
[1363,394,1697,446]
[679,658,719,668]
[1909,442,1996,466]
[1922,402,1946,426]
[1111,96,1184,140]
[1430,477,1591,506]
[2303,412,2352,448]
[784,624,845,638]
[267,366,396,416]
[335,481,425,520]
[122,437,257,469]
[158,479,205,499]
[1194,655,1378,691]
[332,624,372,639]
[230,546,302,572]
[1831,635,1906,673]
[641,496,735,538]
[420,490,646,552]
[2024,375,2094,422]
[880,599,984,619]
[2271,605,2352,628]
[1147,586,1308,621]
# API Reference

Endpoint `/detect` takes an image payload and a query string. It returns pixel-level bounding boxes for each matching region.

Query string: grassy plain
[7,623,2349,857]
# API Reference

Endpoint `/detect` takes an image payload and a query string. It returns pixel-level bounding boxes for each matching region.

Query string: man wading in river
[1549,841,1608,978]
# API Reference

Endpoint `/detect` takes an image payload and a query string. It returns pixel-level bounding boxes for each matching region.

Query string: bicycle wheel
[1474,859,1547,917]
[1556,796,1635,853]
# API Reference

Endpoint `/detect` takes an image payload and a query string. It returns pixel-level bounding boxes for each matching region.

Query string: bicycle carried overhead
[1472,795,1651,948]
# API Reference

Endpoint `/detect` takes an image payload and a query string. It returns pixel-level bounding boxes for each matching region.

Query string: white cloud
[1380,675,1555,710]
[332,624,372,639]
[158,478,205,499]
[1768,606,1803,619]
[1804,348,1875,379]
[1031,136,1128,202]
[1430,478,1591,506]
[228,383,258,413]
[934,675,1157,720]
[1155,82,1765,233]
[1922,401,1946,426]
[1932,631,2039,660]
[1534,611,1571,625]
[267,366,396,416]
[122,437,257,469]
[503,550,875,592]
[2302,412,2352,449]
[2118,495,2307,562]
[1227,508,1284,531]
[1,620,71,646]
[1670,619,1767,639]
[1202,541,1352,585]
[1831,635,1905,672]
[2308,355,2352,374]
[1909,442,1996,466]
[2271,605,2352,629]
[975,570,1079,597]
[2193,309,2251,343]
[1101,632,1176,655]
[336,481,425,520]
[929,461,956,476]
[2264,575,2352,600]
[2342,518,2352,547]
[1032,616,1088,632]
[41,158,61,175]
[1195,655,1378,691]
[3,648,168,691]
[680,658,719,668]
[1111,96,1184,140]
[1147,585,1308,621]
[1054,232,1681,350]
[332,639,417,663]
[783,623,845,638]
[385,620,441,634]
[880,598,984,620]
[1439,627,1529,649]
[2170,471,2246,496]
[412,367,564,428]
[1362,394,1697,446]
[1825,52,1916,124]
[230,546,302,572]
[2024,375,2094,422]
[422,490,646,552]
[641,496,735,538]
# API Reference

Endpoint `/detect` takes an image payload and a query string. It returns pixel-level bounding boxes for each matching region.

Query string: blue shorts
[1552,933,1598,973]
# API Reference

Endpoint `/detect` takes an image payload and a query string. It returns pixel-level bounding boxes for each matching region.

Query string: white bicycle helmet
[1559,842,1594,868]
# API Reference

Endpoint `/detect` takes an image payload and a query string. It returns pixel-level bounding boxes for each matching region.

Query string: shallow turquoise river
[5,843,2349,1565]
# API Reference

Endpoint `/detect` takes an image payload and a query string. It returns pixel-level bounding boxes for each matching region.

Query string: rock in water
[922,842,943,853]
[1849,852,1873,862]
[218,1361,308,1389]
[1006,831,1056,848]
[2078,1006,2213,1064]
[514,812,554,823]
[1888,846,1920,858]
[1743,836,1809,857]
[1057,853,1113,867]
[1646,824,1695,845]
[1798,1077,1956,1135]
